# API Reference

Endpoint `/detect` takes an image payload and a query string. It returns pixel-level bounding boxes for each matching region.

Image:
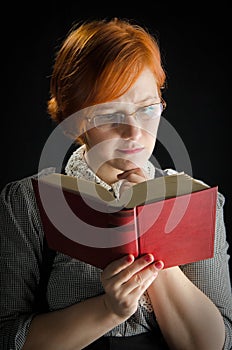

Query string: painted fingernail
[144,254,154,263]
[154,261,163,270]
[126,254,134,263]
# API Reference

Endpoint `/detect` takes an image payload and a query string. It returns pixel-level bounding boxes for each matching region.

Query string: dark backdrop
[1,3,231,276]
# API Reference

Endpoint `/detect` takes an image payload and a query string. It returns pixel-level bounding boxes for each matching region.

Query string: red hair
[47,18,166,123]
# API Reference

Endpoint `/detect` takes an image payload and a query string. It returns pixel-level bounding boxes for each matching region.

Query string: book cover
[31,172,217,270]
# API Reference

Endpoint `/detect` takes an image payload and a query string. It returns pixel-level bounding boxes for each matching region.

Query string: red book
[32,172,217,270]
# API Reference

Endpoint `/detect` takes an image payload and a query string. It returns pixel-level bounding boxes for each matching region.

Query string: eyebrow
[136,96,160,104]
[90,97,160,115]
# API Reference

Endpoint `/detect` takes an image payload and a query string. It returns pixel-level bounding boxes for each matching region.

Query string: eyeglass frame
[85,99,166,130]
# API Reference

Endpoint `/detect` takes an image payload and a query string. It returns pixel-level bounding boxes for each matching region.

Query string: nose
[120,115,142,140]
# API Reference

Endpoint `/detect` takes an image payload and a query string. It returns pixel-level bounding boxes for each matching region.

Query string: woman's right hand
[101,254,164,319]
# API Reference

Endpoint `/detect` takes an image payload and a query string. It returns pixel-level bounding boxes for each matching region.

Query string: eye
[94,113,124,127]
[142,105,155,112]
[138,104,161,120]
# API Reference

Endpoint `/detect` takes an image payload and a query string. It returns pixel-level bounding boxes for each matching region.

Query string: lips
[116,147,144,154]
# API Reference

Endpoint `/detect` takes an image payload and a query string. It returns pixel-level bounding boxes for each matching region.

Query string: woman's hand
[117,167,149,197]
[101,254,164,320]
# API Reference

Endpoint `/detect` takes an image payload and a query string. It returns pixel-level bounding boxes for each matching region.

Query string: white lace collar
[65,144,155,198]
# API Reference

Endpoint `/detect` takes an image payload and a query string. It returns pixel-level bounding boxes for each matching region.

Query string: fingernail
[144,254,154,263]
[126,254,134,263]
[154,261,163,270]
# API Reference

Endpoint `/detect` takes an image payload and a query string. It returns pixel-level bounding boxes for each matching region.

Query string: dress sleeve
[0,177,44,350]
[180,191,232,349]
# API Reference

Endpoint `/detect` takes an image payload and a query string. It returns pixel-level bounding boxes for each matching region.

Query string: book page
[38,172,210,210]
[38,173,115,203]
[115,172,210,208]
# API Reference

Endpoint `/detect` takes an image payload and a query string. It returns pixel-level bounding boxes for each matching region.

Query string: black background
[1,2,231,276]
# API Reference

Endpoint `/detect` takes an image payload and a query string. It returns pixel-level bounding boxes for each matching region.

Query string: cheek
[143,132,157,149]
[86,130,118,154]
[146,121,160,148]
[85,129,106,148]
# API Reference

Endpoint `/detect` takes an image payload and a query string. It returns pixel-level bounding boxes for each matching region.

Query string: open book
[32,171,217,269]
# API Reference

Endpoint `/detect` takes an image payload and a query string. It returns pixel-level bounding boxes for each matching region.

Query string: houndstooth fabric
[1,161,232,349]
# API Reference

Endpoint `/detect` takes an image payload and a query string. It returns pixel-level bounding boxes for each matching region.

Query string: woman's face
[84,68,161,184]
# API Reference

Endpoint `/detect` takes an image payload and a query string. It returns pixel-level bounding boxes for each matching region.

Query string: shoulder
[156,167,225,210]
[0,167,56,206]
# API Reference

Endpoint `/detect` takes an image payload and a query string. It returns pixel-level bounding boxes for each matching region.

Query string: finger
[118,171,149,185]
[101,254,135,281]
[122,260,164,295]
[117,169,146,179]
[122,173,146,184]
[113,254,155,286]
[119,180,132,189]
[117,168,140,178]
[128,272,158,300]
[119,180,133,196]
[101,254,155,291]
[117,168,149,180]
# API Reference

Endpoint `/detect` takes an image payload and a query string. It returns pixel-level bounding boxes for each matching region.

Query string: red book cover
[136,187,217,268]
[31,174,217,270]
[32,178,139,269]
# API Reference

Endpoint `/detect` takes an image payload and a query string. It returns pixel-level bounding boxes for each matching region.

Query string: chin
[114,158,147,171]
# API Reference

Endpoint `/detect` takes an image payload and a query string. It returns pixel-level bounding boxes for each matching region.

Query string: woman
[0,18,231,350]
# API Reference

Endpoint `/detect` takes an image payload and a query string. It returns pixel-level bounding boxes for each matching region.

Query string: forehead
[73,68,160,118]
[112,68,159,105]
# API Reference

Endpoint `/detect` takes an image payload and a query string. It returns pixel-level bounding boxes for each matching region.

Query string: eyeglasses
[86,101,166,130]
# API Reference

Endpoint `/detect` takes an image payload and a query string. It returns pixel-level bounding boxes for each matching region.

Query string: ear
[62,120,86,140]
[63,130,78,140]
